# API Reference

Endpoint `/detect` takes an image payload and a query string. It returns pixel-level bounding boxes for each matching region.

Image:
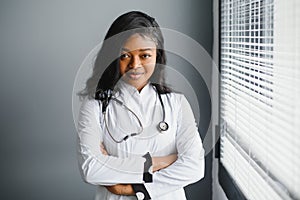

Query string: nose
[129,56,141,69]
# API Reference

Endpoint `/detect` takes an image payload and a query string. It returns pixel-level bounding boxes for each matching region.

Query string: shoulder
[161,92,189,109]
[79,96,101,114]
[163,92,186,102]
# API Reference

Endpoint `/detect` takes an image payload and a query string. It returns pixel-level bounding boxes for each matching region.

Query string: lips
[127,72,143,79]
[126,70,144,80]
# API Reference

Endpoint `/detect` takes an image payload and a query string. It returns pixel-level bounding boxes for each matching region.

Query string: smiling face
[119,34,157,91]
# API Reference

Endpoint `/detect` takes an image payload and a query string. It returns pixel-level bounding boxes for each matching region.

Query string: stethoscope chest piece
[158,121,169,132]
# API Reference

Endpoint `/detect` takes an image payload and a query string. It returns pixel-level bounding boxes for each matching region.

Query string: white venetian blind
[220,0,300,199]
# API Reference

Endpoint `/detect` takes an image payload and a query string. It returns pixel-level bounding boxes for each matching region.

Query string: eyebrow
[121,48,154,52]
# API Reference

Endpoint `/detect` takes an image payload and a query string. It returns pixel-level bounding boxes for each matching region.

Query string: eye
[120,53,130,60]
[141,54,152,59]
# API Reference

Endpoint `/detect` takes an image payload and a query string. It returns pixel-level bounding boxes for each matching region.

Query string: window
[219,0,300,199]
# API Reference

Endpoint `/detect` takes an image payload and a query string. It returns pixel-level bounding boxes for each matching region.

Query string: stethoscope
[98,84,169,143]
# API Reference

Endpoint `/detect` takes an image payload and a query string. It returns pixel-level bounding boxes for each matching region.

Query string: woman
[77,11,205,200]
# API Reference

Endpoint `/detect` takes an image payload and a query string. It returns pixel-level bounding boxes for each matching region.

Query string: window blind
[220,0,300,199]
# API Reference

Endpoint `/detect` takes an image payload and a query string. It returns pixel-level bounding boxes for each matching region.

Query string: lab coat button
[136,192,145,199]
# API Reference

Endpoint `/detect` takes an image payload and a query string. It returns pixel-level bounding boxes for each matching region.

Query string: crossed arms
[77,96,205,199]
[100,142,178,196]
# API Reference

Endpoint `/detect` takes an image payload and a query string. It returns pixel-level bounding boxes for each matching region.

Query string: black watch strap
[132,184,151,200]
[142,152,153,183]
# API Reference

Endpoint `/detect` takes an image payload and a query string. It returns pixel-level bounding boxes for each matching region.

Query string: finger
[100,148,108,155]
[100,142,109,155]
[100,142,104,148]
[101,148,108,155]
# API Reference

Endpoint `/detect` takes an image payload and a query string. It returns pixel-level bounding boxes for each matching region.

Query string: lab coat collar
[114,79,153,99]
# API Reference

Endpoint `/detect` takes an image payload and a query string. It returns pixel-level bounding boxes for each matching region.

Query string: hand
[152,154,178,172]
[100,142,108,155]
[105,184,134,196]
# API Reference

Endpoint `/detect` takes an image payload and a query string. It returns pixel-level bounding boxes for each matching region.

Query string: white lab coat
[77,80,205,200]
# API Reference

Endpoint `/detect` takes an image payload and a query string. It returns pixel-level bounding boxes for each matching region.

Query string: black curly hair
[80,11,171,100]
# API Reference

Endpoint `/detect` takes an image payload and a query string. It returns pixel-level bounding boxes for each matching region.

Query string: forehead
[122,34,157,52]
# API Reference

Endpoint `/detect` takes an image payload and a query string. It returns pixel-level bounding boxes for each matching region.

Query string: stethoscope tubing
[100,86,169,143]
[103,97,144,143]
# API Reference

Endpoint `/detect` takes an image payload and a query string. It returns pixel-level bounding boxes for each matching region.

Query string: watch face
[159,121,169,131]
[136,192,145,200]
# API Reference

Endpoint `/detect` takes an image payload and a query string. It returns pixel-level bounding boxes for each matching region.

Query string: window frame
[216,0,250,199]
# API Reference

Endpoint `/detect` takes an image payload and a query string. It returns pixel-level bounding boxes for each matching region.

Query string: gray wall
[0,0,213,199]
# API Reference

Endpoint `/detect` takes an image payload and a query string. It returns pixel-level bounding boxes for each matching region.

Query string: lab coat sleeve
[144,95,205,198]
[77,97,146,185]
